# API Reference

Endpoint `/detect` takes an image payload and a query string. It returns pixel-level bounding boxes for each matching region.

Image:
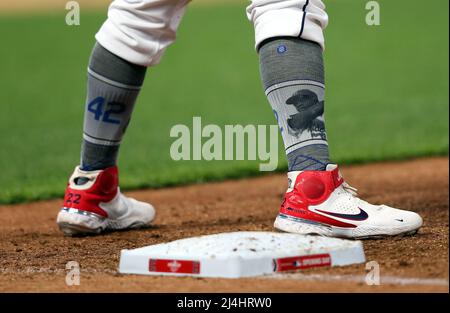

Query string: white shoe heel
[56,208,107,236]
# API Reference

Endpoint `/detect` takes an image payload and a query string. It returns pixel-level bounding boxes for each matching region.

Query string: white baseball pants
[95,0,328,67]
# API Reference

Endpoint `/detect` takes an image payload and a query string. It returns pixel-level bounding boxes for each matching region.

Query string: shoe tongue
[326,164,338,171]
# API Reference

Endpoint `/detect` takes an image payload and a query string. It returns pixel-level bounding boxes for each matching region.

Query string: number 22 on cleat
[66,193,81,205]
[88,97,125,125]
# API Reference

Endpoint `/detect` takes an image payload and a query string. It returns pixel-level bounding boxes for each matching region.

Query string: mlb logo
[149,259,200,274]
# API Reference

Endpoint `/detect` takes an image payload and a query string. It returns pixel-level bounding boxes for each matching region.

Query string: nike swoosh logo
[316,208,369,221]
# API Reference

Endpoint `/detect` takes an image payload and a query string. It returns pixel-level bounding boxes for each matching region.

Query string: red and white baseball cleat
[56,166,155,236]
[274,164,423,239]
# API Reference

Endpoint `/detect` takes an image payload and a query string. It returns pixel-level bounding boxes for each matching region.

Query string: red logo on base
[274,253,331,272]
[148,259,200,274]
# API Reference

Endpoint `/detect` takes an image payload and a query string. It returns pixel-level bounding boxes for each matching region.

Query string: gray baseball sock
[259,37,330,171]
[80,42,147,171]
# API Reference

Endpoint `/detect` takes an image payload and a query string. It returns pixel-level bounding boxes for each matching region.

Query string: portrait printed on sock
[267,82,327,154]
[286,88,326,140]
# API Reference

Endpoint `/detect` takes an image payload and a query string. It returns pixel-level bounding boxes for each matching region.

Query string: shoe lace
[341,181,379,209]
[342,182,358,196]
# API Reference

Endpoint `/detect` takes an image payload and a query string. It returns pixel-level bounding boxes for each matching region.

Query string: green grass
[0,0,448,204]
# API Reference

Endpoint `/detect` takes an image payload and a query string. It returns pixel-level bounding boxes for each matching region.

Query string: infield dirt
[0,157,448,292]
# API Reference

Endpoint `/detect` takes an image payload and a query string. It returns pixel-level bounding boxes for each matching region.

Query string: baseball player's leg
[248,0,329,172]
[248,0,422,238]
[84,0,190,170]
[57,0,191,236]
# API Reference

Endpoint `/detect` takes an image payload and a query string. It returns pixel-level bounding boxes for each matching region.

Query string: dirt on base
[0,157,448,292]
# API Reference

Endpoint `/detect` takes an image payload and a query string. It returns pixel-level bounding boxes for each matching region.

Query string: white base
[118,231,365,278]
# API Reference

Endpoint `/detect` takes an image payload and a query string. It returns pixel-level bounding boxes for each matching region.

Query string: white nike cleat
[56,166,155,236]
[274,164,423,239]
